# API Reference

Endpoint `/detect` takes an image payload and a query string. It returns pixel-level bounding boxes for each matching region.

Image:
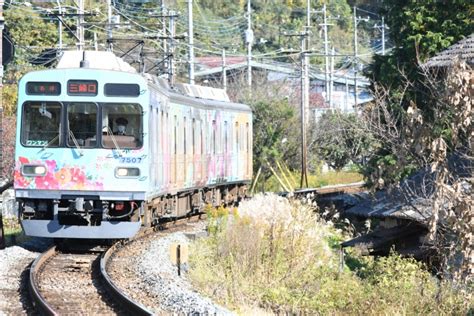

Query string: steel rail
[100,243,154,316]
[29,245,58,316]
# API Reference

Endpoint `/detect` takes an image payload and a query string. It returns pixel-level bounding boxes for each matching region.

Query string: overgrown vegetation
[1,216,26,247]
[255,168,362,192]
[189,195,473,314]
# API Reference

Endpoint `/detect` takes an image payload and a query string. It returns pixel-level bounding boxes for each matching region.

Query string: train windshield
[21,102,62,147]
[20,102,143,149]
[101,103,143,149]
[67,103,98,148]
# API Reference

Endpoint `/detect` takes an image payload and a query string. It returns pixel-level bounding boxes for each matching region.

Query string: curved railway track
[28,243,152,315]
[28,215,205,315]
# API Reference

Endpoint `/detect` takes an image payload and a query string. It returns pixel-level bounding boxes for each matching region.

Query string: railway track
[28,215,205,315]
[28,243,151,315]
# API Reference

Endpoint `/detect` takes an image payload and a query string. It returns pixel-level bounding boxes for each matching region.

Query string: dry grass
[258,170,363,192]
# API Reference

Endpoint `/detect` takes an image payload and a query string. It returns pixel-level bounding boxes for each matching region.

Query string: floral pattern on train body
[14,156,104,190]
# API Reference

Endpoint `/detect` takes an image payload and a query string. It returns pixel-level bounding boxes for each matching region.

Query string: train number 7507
[119,157,143,164]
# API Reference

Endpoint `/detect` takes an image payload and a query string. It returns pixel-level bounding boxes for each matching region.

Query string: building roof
[424,34,474,68]
[345,154,472,223]
[194,58,371,88]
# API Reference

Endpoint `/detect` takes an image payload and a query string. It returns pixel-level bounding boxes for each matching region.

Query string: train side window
[235,122,239,152]
[174,115,177,155]
[184,117,187,155]
[224,121,228,153]
[212,120,216,155]
[240,124,244,151]
[200,121,204,155]
[160,111,164,155]
[246,122,250,153]
[192,118,196,155]
[21,101,62,147]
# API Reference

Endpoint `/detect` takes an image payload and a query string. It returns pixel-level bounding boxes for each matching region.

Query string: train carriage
[14,51,252,239]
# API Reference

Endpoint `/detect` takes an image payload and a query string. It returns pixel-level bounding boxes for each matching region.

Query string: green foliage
[311,111,376,170]
[3,6,63,116]
[252,99,298,175]
[4,7,59,65]
[367,0,473,114]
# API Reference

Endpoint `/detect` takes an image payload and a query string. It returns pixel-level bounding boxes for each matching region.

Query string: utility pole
[107,0,113,51]
[57,0,63,50]
[161,2,167,56]
[300,32,309,188]
[353,6,369,108]
[222,49,227,91]
[381,16,385,55]
[168,10,176,86]
[298,0,312,188]
[245,0,253,90]
[374,16,387,55]
[353,6,358,108]
[329,46,335,109]
[187,0,195,85]
[77,0,84,50]
[322,4,330,104]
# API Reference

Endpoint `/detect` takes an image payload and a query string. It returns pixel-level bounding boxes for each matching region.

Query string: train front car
[14,58,149,239]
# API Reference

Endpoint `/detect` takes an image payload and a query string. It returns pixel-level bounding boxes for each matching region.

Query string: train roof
[56,50,137,73]
[144,75,252,113]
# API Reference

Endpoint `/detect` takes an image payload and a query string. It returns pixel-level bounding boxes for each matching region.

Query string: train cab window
[21,102,62,147]
[67,102,97,148]
[101,103,143,149]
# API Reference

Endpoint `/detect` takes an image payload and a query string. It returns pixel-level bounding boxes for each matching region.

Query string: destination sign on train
[26,82,61,95]
[67,80,98,96]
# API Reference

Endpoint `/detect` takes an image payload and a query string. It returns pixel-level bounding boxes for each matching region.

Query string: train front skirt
[21,219,141,239]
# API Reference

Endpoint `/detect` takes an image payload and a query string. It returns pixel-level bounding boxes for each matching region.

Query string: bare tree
[362,60,473,283]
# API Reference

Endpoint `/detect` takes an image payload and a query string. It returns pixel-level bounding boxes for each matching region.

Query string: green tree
[363,0,473,186]
[3,6,62,116]
[252,98,298,178]
[311,111,375,170]
[368,1,473,111]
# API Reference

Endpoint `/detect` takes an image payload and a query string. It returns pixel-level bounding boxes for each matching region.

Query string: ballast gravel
[0,237,51,315]
[136,231,233,315]
[0,246,38,315]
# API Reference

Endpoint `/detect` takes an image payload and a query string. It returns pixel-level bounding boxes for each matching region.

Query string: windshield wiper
[68,129,84,156]
[104,126,122,156]
[40,134,59,152]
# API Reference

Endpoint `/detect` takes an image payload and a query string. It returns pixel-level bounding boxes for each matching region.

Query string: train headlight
[22,165,47,176]
[115,167,140,178]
